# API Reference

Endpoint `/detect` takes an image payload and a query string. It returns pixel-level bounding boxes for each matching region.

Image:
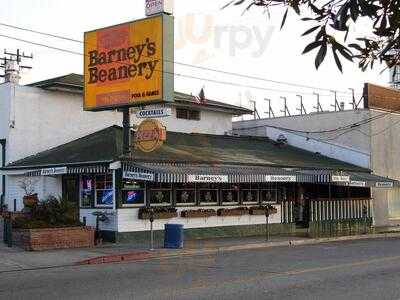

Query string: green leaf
[302,41,324,54]
[280,9,289,30]
[315,44,327,69]
[302,26,320,36]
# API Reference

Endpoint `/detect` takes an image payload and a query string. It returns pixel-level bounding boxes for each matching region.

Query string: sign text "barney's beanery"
[87,38,159,84]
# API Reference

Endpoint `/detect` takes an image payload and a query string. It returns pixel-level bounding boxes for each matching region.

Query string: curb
[76,232,400,266]
[77,251,152,265]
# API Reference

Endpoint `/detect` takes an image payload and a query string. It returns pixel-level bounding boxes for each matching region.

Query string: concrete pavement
[1,238,400,299]
[1,231,400,272]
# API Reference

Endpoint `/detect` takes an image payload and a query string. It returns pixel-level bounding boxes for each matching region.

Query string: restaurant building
[1,75,398,243]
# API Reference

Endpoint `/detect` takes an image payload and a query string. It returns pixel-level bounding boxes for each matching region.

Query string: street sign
[136,107,172,118]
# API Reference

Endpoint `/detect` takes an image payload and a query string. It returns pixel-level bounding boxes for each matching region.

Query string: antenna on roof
[280,96,290,117]
[264,98,275,118]
[313,92,323,113]
[296,95,307,115]
[330,90,341,111]
[249,100,260,120]
[0,49,33,84]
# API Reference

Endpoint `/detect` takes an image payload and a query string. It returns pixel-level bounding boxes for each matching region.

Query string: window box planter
[12,226,95,251]
[249,206,278,216]
[181,209,217,218]
[138,207,178,220]
[217,207,249,217]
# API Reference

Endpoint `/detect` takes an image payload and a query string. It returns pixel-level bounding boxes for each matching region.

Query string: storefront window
[122,180,145,206]
[95,174,113,207]
[241,183,259,204]
[148,182,172,206]
[80,175,93,208]
[220,184,239,205]
[198,183,219,205]
[260,183,278,203]
[175,183,196,206]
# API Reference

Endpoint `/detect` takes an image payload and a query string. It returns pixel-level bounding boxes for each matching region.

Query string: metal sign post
[149,208,155,251]
[265,210,270,242]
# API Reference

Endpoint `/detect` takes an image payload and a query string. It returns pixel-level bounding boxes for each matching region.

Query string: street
[1,238,400,300]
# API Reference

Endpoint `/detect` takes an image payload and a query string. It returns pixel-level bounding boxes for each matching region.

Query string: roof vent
[276,134,288,146]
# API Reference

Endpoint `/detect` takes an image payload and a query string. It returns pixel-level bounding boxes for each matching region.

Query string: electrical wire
[0,21,360,95]
[0,33,339,96]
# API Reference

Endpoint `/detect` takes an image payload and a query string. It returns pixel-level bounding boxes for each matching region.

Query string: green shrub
[13,196,83,229]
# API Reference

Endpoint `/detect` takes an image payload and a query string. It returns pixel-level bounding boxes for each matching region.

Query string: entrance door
[62,175,80,208]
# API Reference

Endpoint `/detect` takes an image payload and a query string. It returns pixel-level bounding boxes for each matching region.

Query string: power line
[0,33,340,96]
[0,21,360,95]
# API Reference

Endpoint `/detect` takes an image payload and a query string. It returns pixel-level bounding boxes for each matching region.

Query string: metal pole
[149,208,155,251]
[265,210,270,241]
[122,107,131,155]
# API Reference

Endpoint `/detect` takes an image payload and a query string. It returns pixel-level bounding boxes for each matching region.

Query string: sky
[0,0,391,119]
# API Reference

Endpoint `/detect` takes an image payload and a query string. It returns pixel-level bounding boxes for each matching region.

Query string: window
[122,180,146,207]
[241,183,259,204]
[148,182,172,206]
[95,174,113,207]
[176,108,201,121]
[80,175,94,208]
[197,183,219,205]
[220,184,239,205]
[175,183,196,206]
[260,183,278,203]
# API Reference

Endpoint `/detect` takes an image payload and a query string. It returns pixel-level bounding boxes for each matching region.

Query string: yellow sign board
[135,119,166,152]
[84,14,174,111]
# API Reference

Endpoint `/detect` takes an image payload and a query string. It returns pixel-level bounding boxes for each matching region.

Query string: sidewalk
[1,232,400,272]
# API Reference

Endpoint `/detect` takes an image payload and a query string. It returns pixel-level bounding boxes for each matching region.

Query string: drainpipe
[0,139,5,209]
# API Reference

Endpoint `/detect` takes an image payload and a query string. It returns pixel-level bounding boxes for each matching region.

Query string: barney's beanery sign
[84,14,174,111]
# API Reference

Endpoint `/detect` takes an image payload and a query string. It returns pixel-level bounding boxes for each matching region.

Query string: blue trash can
[164,224,184,249]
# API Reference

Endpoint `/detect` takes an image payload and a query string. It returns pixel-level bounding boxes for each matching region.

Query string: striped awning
[122,162,399,187]
[123,162,315,183]
[25,165,109,177]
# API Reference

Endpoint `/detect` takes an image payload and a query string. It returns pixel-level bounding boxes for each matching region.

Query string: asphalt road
[1,238,400,300]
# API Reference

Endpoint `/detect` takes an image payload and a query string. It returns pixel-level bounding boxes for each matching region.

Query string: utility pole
[296,95,307,115]
[264,98,275,119]
[0,49,33,84]
[280,96,290,117]
[313,92,323,113]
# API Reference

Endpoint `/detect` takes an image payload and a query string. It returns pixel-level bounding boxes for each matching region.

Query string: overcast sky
[0,0,390,118]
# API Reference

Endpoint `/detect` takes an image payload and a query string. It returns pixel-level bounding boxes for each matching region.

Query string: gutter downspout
[0,139,6,209]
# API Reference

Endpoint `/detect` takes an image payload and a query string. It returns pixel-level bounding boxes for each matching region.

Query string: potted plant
[18,177,39,209]
[138,207,178,220]
[249,204,278,216]
[217,207,249,217]
[181,209,217,218]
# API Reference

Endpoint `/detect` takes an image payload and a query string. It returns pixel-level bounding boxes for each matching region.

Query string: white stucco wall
[233,109,372,154]
[5,175,62,211]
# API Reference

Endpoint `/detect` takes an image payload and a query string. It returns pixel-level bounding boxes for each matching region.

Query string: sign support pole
[122,107,131,155]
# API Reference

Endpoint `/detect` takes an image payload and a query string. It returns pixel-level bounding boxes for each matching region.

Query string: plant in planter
[249,204,278,216]
[138,207,178,220]
[13,196,82,229]
[217,207,249,217]
[18,177,40,210]
[181,209,217,218]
